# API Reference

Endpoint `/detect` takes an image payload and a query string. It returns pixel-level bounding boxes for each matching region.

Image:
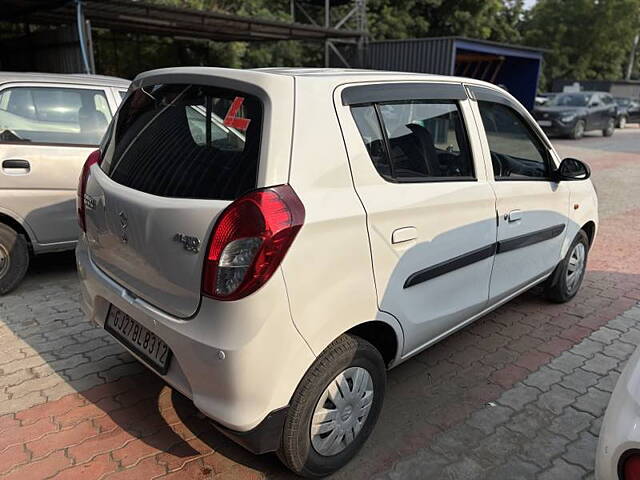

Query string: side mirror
[557,157,591,181]
[589,101,600,108]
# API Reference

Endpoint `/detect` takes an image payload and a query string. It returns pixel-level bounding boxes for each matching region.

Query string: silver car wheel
[566,242,586,293]
[0,243,11,279]
[310,366,374,457]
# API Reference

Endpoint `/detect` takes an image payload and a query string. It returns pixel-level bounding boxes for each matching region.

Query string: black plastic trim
[404,243,496,288]
[212,406,289,455]
[403,223,566,289]
[497,224,565,254]
[342,82,467,106]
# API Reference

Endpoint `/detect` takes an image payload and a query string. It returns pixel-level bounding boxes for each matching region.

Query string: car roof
[0,72,130,88]
[557,91,610,95]
[135,66,504,93]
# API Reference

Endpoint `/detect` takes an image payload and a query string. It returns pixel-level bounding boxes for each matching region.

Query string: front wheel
[603,118,615,136]
[617,115,627,129]
[544,230,589,303]
[278,334,386,478]
[569,120,585,139]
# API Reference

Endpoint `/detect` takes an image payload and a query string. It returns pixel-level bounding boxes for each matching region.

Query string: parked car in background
[597,344,640,479]
[0,72,129,293]
[77,67,597,477]
[532,91,617,139]
[614,96,640,127]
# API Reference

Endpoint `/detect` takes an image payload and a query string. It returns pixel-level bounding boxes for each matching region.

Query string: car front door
[336,82,498,357]
[0,83,113,247]
[469,85,570,303]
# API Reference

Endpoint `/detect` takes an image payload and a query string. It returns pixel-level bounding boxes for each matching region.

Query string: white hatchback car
[597,343,640,479]
[76,67,598,477]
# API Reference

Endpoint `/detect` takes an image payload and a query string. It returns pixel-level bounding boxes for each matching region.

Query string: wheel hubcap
[0,243,10,279]
[566,243,586,293]
[310,366,374,456]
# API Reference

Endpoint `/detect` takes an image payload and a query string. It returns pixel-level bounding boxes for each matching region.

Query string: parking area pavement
[0,127,639,480]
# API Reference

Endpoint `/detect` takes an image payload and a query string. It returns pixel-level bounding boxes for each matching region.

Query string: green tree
[367,0,524,42]
[522,0,640,87]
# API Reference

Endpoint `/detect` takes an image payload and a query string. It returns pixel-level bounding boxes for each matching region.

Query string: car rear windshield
[100,83,262,200]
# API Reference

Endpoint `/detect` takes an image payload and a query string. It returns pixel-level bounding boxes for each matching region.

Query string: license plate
[105,305,172,374]
[537,120,552,127]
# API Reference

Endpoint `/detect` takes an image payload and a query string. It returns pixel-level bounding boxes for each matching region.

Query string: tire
[544,230,589,303]
[569,120,585,139]
[603,118,615,137]
[0,224,29,295]
[617,115,627,129]
[278,334,386,478]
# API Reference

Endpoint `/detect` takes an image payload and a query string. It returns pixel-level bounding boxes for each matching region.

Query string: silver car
[0,72,129,292]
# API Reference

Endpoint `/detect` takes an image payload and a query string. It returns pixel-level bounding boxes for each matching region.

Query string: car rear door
[336,82,498,357]
[83,75,293,318]
[468,85,570,302]
[0,82,113,246]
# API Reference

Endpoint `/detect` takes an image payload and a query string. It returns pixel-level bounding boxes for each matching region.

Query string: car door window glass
[351,105,391,178]
[351,100,474,181]
[478,101,549,180]
[0,86,112,146]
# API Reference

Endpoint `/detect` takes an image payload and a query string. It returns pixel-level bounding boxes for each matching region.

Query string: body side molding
[403,224,566,289]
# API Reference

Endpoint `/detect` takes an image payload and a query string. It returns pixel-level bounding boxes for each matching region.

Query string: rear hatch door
[85,81,265,318]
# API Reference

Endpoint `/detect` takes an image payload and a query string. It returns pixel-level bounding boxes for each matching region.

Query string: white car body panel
[76,67,598,448]
[597,344,640,479]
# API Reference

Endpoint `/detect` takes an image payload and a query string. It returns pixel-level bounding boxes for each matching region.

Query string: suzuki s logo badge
[174,233,200,253]
[119,211,128,244]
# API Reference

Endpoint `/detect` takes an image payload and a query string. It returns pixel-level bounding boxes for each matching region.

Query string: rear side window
[101,84,262,201]
[351,100,474,182]
[0,86,111,146]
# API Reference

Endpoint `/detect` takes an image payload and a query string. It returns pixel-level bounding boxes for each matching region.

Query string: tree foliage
[521,0,640,87]
[92,0,640,85]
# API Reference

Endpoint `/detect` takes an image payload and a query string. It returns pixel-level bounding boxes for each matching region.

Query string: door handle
[392,226,417,244]
[505,210,522,222]
[2,159,30,173]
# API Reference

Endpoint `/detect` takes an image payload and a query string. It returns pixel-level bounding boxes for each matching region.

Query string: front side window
[351,100,474,182]
[477,101,549,180]
[0,86,111,146]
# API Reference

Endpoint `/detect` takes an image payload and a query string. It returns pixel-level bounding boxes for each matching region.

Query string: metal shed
[366,36,545,110]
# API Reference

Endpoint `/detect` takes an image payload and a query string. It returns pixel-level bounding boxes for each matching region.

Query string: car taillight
[202,184,305,301]
[77,149,101,232]
[623,452,640,479]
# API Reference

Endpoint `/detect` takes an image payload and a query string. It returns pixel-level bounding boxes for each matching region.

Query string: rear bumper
[75,234,315,438]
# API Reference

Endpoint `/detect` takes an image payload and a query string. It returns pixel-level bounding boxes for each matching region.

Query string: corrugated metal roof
[1,0,363,42]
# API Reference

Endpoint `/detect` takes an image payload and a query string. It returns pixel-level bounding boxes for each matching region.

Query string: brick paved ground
[0,127,639,479]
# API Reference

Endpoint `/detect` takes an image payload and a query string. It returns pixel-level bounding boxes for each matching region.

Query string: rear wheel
[617,115,627,129]
[0,224,29,295]
[544,230,589,303]
[603,118,615,136]
[569,120,585,139]
[278,334,386,478]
